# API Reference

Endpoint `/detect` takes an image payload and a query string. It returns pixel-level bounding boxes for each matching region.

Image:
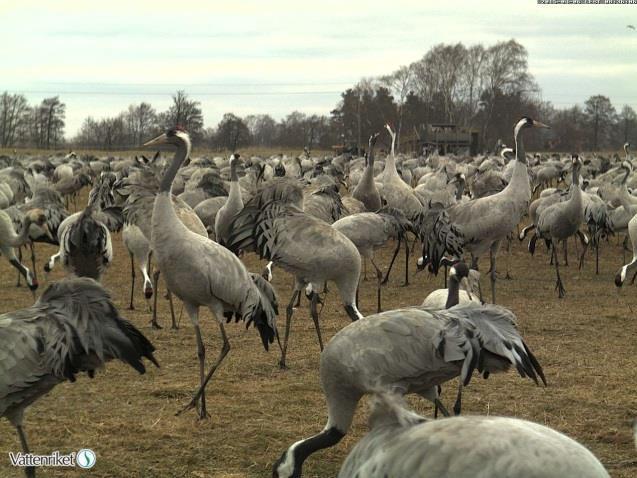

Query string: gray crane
[123,223,153,310]
[615,212,637,287]
[55,187,113,281]
[119,161,208,329]
[0,277,158,478]
[272,301,545,477]
[143,127,278,419]
[352,133,382,211]
[332,207,412,312]
[338,392,609,478]
[0,209,50,294]
[227,177,362,369]
[420,116,550,303]
[214,154,244,245]
[529,155,587,298]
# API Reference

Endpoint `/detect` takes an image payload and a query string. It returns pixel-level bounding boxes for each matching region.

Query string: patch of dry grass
[0,206,636,477]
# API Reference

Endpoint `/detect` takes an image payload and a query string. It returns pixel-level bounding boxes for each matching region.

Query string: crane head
[143,126,190,148]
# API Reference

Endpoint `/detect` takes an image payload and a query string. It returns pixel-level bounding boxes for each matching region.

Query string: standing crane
[143,127,277,419]
[420,116,550,303]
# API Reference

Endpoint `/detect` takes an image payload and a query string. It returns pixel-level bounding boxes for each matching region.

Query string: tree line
[1,39,636,153]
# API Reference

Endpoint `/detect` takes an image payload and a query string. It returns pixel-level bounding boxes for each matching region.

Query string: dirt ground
[1,211,636,477]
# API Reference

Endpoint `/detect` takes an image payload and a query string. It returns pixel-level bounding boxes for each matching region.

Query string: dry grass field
[1,200,637,477]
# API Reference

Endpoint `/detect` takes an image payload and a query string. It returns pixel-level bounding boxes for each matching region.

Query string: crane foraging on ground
[143,127,278,419]
[273,300,545,477]
[0,277,158,478]
[227,177,362,369]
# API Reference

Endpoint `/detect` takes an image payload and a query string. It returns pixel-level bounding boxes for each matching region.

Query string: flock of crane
[2,115,636,476]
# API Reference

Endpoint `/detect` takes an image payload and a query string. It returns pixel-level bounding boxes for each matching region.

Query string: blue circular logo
[76,449,96,469]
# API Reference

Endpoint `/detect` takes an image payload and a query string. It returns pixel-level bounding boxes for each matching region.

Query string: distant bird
[0,277,158,478]
[352,133,382,211]
[123,223,153,310]
[529,155,587,298]
[420,117,550,303]
[332,207,412,312]
[214,154,244,245]
[227,177,362,369]
[0,208,50,294]
[628,24,635,30]
[144,127,277,419]
[421,261,481,309]
[273,302,545,477]
[55,187,113,281]
[337,392,609,478]
[615,212,637,287]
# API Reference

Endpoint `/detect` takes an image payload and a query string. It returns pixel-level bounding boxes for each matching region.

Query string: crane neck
[445,277,460,309]
[514,125,527,165]
[230,159,239,182]
[159,139,190,194]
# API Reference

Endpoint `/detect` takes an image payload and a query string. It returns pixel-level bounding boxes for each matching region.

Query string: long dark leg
[129,253,136,310]
[16,425,35,478]
[401,238,410,287]
[279,289,300,369]
[178,320,231,420]
[563,239,568,266]
[151,270,162,329]
[16,247,22,287]
[370,257,383,313]
[167,289,178,329]
[505,234,513,280]
[381,239,401,285]
[577,231,589,270]
[453,381,463,415]
[29,243,37,281]
[362,257,368,281]
[489,241,499,304]
[553,243,566,298]
[310,292,324,351]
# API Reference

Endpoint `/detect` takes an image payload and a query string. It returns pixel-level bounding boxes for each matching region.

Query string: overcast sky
[2,0,636,137]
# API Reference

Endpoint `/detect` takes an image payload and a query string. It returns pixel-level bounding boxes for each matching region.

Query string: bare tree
[0,92,29,147]
[584,95,616,150]
[125,102,157,146]
[160,90,204,142]
[381,65,414,150]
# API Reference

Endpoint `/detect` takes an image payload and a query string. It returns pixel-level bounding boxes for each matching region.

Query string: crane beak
[532,120,551,129]
[143,133,168,147]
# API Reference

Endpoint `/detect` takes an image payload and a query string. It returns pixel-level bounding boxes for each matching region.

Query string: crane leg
[453,381,464,415]
[128,253,136,310]
[505,234,513,280]
[167,289,178,329]
[28,243,37,281]
[401,239,410,287]
[151,270,162,329]
[15,424,35,478]
[279,289,300,369]
[489,241,499,304]
[362,257,368,281]
[370,257,383,313]
[552,243,566,298]
[577,231,589,270]
[16,246,22,287]
[381,239,401,285]
[309,292,324,351]
[563,240,568,267]
[179,316,231,420]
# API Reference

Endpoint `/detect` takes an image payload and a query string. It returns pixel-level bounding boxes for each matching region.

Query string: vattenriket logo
[76,449,97,469]
[9,448,96,470]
